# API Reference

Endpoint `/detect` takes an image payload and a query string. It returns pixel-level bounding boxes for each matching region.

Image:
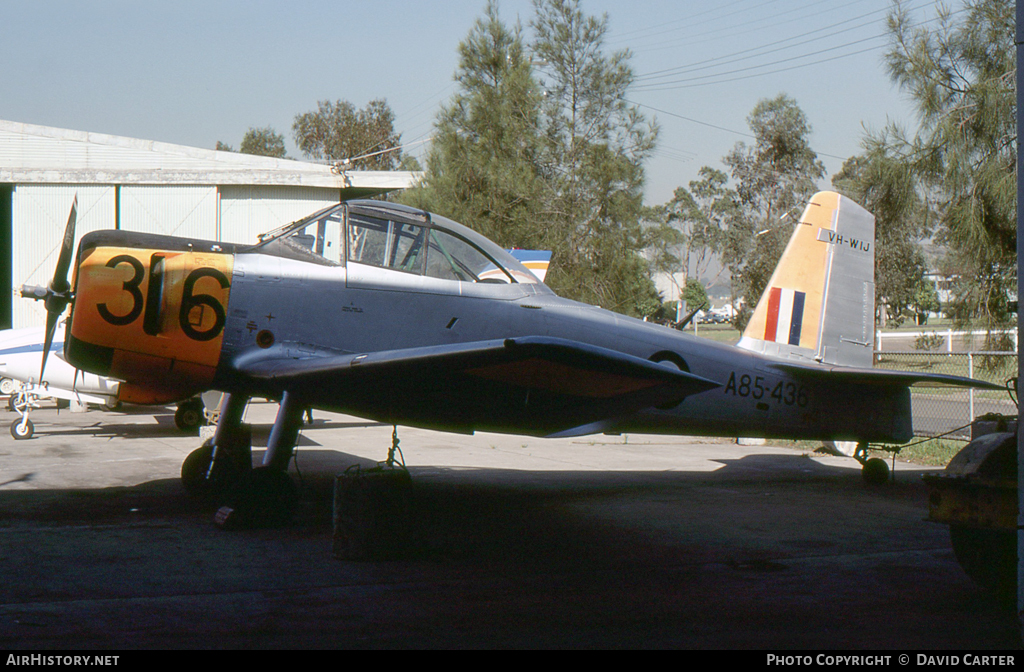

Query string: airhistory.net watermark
[6,656,119,666]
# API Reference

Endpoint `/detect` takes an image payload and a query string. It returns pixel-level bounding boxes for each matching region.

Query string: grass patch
[768,437,969,467]
[889,437,970,467]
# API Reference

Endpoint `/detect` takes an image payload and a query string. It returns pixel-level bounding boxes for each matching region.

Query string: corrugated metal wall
[12,186,115,328]
[119,185,218,239]
[219,186,340,245]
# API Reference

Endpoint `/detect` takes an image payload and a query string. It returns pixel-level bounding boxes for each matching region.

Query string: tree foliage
[404,0,660,318]
[402,2,546,248]
[879,0,1016,334]
[292,98,403,169]
[531,0,660,316]
[831,146,930,326]
[722,94,824,331]
[240,126,287,158]
[646,167,734,307]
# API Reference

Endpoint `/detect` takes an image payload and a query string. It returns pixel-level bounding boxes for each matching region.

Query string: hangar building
[0,119,418,329]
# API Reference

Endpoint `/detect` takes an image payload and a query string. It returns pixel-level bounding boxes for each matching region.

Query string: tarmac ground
[0,399,1020,650]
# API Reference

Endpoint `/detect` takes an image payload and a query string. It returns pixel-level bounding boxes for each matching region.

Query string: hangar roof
[0,119,418,195]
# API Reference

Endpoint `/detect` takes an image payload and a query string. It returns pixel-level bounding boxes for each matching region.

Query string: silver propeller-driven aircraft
[22,192,999,526]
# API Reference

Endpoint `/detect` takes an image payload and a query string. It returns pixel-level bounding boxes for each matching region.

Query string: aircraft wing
[769,361,1006,390]
[229,336,721,436]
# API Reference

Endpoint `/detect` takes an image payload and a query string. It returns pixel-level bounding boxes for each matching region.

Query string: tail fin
[737,191,875,368]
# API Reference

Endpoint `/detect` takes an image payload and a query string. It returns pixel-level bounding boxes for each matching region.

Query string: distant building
[0,120,418,328]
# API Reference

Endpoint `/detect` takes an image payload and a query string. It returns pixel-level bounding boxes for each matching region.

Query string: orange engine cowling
[66,240,234,404]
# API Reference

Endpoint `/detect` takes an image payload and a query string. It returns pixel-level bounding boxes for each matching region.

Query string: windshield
[254,204,345,266]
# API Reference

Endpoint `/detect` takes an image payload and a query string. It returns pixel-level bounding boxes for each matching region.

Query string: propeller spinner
[21,196,77,382]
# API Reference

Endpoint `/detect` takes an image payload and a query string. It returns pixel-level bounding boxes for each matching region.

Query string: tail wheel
[861,457,889,485]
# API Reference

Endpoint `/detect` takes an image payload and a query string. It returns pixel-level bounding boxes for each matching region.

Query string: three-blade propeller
[21,196,77,383]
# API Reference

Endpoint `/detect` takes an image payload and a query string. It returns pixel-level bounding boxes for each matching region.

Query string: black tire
[861,457,889,485]
[10,418,33,440]
[174,401,205,433]
[181,441,217,498]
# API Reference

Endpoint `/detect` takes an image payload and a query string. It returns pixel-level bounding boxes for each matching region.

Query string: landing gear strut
[186,391,303,530]
[181,393,251,502]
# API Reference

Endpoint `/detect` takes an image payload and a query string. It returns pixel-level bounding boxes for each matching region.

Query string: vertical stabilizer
[737,191,875,368]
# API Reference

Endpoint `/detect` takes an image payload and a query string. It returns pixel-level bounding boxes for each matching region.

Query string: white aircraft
[0,323,205,439]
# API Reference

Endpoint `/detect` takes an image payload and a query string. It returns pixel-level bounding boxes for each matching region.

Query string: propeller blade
[38,196,78,382]
[39,309,60,383]
[51,196,77,294]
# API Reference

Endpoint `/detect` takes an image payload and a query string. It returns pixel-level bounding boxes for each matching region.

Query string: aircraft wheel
[0,378,15,395]
[174,400,205,433]
[215,467,298,530]
[10,418,33,440]
[949,525,1016,601]
[181,439,249,502]
[861,457,889,485]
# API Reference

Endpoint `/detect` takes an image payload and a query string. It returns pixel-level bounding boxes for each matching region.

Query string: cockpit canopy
[255,201,542,285]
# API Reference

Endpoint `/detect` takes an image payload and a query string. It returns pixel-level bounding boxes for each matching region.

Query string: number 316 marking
[97,254,229,342]
[724,372,808,407]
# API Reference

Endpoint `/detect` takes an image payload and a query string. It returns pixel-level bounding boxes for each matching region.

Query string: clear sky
[0,0,938,207]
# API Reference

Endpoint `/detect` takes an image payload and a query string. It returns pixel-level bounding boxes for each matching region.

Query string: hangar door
[118,185,218,240]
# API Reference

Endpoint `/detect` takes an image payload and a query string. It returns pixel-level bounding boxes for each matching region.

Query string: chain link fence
[873,351,1018,439]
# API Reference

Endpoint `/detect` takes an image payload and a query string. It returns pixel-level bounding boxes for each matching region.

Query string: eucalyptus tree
[723,94,824,330]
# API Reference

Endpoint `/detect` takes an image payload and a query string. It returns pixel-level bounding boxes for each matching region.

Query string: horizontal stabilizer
[769,361,1005,390]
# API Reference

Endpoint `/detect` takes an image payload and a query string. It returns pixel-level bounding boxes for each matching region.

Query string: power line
[632,36,887,91]
[625,98,850,162]
[634,2,894,82]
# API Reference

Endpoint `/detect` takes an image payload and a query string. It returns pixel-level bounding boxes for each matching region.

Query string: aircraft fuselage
[63,201,910,445]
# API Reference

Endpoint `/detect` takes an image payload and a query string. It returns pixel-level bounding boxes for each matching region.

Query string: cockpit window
[256,202,543,285]
[347,213,517,283]
[426,229,511,283]
[348,214,427,273]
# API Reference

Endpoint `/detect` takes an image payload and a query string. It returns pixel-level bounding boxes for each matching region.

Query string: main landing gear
[180,392,303,529]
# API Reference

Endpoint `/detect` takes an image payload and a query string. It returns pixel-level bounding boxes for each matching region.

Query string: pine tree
[402,1,545,249]
[531,0,660,316]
